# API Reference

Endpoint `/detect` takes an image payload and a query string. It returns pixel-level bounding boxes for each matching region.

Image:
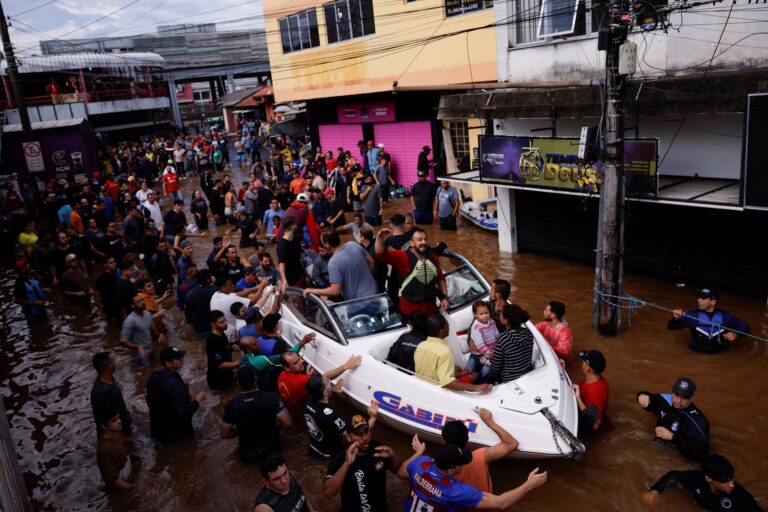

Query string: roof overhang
[2,52,165,75]
[438,69,768,120]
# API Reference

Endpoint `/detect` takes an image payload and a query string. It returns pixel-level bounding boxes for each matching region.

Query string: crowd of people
[3,123,761,511]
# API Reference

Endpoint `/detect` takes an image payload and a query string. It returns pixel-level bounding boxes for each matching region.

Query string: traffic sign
[22,141,45,172]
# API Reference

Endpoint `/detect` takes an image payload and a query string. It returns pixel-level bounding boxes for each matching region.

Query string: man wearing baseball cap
[573,350,609,433]
[668,288,750,353]
[410,168,438,225]
[146,346,205,440]
[637,377,710,462]
[644,453,761,510]
[323,412,398,511]
[398,439,547,511]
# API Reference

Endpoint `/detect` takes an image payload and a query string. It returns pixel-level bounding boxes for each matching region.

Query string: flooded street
[2,174,767,511]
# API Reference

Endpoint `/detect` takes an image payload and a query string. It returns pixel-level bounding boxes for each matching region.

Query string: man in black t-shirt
[162,200,187,243]
[410,170,438,225]
[254,454,314,512]
[325,189,346,228]
[221,367,292,463]
[637,377,710,463]
[115,260,138,319]
[304,374,347,460]
[95,256,119,321]
[227,207,258,248]
[206,310,239,390]
[276,216,304,292]
[323,414,400,512]
[645,453,760,511]
[184,270,217,337]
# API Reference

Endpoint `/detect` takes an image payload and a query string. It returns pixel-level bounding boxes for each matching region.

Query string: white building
[438,1,768,295]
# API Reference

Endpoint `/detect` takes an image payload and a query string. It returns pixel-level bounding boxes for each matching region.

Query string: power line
[704,0,736,76]
[9,0,58,18]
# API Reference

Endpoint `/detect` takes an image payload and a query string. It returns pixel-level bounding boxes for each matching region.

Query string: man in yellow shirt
[18,221,39,256]
[414,315,492,393]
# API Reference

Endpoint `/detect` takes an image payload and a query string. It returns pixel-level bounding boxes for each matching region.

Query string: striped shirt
[489,327,534,383]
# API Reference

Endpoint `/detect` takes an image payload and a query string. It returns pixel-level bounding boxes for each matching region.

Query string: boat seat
[368,339,392,360]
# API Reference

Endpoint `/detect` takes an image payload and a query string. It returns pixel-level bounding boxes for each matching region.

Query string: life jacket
[399,250,440,303]
[22,277,45,317]
[695,310,725,339]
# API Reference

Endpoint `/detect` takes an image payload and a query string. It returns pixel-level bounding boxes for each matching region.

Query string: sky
[3,0,265,57]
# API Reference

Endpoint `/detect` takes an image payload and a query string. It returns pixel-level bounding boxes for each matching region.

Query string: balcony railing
[1,85,170,110]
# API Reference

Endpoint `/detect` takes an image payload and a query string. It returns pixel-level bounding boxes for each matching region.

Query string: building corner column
[496,187,517,253]
[167,74,182,129]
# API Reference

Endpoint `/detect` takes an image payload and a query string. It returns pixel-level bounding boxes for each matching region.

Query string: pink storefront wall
[318,124,363,155]
[373,121,432,186]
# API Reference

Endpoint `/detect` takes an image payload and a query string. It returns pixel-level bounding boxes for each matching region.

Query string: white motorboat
[460,199,498,231]
[278,252,584,459]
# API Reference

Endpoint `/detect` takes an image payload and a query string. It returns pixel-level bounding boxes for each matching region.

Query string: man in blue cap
[637,377,710,462]
[668,288,750,353]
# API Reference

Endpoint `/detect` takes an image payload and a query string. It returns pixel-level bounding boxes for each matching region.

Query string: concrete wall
[86,97,171,116]
[263,0,498,102]
[4,97,171,125]
[498,2,768,82]
[494,113,744,179]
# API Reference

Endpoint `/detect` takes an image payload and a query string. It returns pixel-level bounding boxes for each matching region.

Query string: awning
[94,120,170,132]
[2,118,86,132]
[439,171,741,210]
[218,87,263,108]
[235,86,273,108]
[270,118,307,138]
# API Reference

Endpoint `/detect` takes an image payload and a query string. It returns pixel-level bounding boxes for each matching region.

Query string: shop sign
[337,101,395,123]
[479,135,658,197]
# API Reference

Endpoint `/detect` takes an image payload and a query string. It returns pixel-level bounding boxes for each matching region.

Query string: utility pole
[0,0,33,140]
[594,0,629,335]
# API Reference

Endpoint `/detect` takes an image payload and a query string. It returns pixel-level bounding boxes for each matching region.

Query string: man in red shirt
[162,168,182,203]
[277,350,362,425]
[535,300,573,365]
[374,227,448,316]
[572,349,609,434]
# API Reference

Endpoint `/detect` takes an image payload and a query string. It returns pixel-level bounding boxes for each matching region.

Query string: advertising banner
[479,135,657,197]
[337,100,396,123]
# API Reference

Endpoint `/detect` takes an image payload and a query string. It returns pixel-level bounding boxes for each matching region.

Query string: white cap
[297,193,309,202]
[377,143,385,148]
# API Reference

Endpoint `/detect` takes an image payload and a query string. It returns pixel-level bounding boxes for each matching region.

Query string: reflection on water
[1,179,767,511]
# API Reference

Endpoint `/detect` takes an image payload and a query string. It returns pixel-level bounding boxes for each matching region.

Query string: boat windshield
[327,294,406,339]
[444,264,488,311]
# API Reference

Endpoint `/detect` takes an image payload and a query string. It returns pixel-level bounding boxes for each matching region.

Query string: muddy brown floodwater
[1,171,767,511]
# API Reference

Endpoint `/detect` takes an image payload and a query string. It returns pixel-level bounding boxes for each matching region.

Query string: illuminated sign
[373,390,478,433]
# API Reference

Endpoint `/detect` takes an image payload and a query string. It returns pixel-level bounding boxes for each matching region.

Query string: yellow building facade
[263,0,498,102]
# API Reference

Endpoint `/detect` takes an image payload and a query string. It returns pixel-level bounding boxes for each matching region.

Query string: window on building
[449,121,470,159]
[279,9,321,53]
[324,0,375,44]
[193,90,212,102]
[537,0,579,38]
[512,0,601,45]
[445,0,494,17]
[514,0,542,44]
